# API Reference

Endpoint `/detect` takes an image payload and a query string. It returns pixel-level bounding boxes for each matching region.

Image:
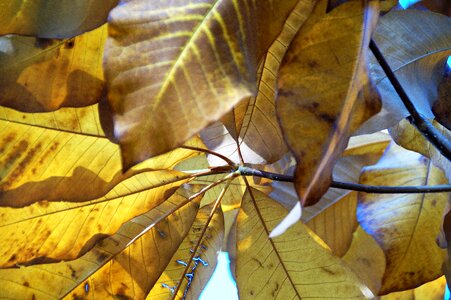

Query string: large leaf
[357,143,448,294]
[380,276,447,300]
[0,0,118,38]
[0,25,106,112]
[358,10,451,133]
[0,186,201,299]
[236,187,372,299]
[218,0,317,164]
[277,0,380,207]
[0,106,205,267]
[104,0,298,169]
[147,203,224,299]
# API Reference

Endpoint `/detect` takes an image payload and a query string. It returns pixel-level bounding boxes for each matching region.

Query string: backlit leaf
[359,10,451,133]
[380,276,447,300]
[0,25,107,112]
[219,0,317,164]
[277,0,380,206]
[0,0,118,38]
[104,0,298,169]
[0,186,201,299]
[236,187,372,299]
[147,203,224,299]
[357,143,448,294]
[343,226,386,295]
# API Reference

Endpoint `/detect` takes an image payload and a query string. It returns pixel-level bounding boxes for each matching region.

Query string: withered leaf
[0,25,107,112]
[104,0,298,169]
[277,0,380,206]
[0,0,118,38]
[357,143,448,294]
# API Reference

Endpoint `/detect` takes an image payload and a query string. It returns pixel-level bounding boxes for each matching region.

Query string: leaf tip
[269,202,302,238]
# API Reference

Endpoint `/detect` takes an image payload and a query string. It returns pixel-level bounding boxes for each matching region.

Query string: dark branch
[237,166,451,194]
[369,39,451,160]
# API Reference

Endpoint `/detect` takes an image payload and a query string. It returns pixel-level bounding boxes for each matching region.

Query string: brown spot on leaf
[322,266,336,275]
[95,252,109,263]
[8,254,16,263]
[34,38,55,49]
[23,281,29,287]
[65,39,75,49]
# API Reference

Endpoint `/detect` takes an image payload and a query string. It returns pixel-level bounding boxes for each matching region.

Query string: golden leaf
[0,26,106,112]
[277,0,380,206]
[0,187,201,299]
[104,0,299,169]
[357,143,448,294]
[236,187,372,299]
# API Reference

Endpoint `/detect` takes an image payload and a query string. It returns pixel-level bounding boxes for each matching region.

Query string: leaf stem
[181,145,236,166]
[369,39,451,160]
[237,166,451,194]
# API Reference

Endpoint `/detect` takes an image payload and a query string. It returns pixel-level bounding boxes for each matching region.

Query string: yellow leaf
[381,276,447,300]
[343,226,386,295]
[104,0,299,169]
[0,186,201,299]
[0,26,107,112]
[277,0,380,206]
[236,187,372,299]
[219,0,317,164]
[0,107,205,267]
[147,203,224,299]
[357,143,448,294]
[306,192,358,257]
[0,0,117,38]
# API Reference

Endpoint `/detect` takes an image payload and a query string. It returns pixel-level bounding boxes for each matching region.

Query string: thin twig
[181,145,236,166]
[171,172,237,299]
[369,39,451,160]
[237,166,451,193]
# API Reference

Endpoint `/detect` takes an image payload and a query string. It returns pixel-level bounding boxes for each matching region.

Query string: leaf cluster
[0,0,450,299]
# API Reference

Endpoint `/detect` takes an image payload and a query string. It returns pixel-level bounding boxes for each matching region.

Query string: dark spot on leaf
[278,89,296,98]
[68,265,77,279]
[114,295,133,300]
[250,290,254,296]
[95,252,109,263]
[34,38,55,49]
[322,266,336,275]
[65,39,75,49]
[32,295,36,300]
[319,113,335,124]
[432,199,437,206]
[408,271,415,276]
[308,60,319,68]
[23,281,29,287]
[8,254,16,263]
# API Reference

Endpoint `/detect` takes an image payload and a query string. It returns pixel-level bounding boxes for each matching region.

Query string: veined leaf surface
[0,25,107,112]
[236,187,371,299]
[104,0,298,169]
[277,0,380,206]
[357,143,448,293]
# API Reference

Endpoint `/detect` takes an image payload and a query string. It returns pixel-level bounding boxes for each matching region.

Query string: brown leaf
[0,187,201,299]
[432,67,451,130]
[357,143,448,294]
[277,0,380,206]
[236,187,372,299]
[359,10,451,133]
[0,0,118,38]
[343,226,386,295]
[306,192,358,257]
[219,0,317,164]
[0,25,106,112]
[104,0,299,169]
[147,204,224,299]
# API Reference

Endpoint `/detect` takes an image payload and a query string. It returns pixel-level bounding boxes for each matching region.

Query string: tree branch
[237,166,451,194]
[369,39,451,160]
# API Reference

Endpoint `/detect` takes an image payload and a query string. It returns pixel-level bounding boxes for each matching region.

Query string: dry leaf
[0,25,106,112]
[357,143,448,294]
[236,187,372,299]
[0,0,117,38]
[104,0,299,169]
[277,0,380,206]
[0,187,201,299]
[359,10,451,133]
[147,204,224,299]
